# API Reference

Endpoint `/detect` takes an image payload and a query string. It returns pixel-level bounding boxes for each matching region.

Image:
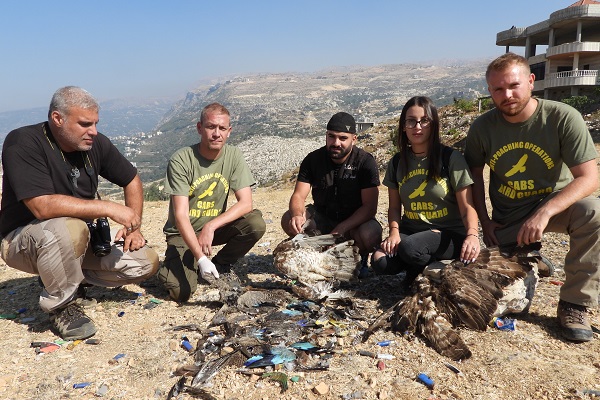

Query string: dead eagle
[363,243,543,360]
[273,234,360,300]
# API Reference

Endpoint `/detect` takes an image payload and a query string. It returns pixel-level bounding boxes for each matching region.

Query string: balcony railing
[542,69,599,89]
[553,70,598,78]
[547,41,600,58]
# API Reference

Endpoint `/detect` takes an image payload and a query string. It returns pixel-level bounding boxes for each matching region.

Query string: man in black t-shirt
[281,112,382,276]
[0,86,159,340]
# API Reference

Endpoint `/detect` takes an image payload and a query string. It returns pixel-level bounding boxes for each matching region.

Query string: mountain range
[0,59,492,184]
[132,58,491,182]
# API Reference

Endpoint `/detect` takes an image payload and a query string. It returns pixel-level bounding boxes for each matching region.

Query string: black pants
[372,229,464,280]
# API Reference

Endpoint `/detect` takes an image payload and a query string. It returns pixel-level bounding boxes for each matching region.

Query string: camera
[87,217,112,257]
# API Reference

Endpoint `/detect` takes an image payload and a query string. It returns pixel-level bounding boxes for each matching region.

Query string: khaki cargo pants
[495,195,600,307]
[1,217,159,312]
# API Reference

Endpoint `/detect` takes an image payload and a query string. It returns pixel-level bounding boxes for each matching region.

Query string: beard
[55,130,93,152]
[327,145,351,160]
[496,94,531,117]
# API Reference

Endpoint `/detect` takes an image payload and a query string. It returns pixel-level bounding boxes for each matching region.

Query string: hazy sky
[0,0,572,112]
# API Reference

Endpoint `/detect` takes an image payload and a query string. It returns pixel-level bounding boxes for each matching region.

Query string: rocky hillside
[241,100,600,189]
[133,60,490,182]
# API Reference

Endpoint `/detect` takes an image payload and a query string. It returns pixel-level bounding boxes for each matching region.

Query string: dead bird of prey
[273,234,360,300]
[363,243,543,360]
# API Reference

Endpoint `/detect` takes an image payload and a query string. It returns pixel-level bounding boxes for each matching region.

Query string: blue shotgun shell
[181,340,193,352]
[417,373,435,389]
[73,382,91,389]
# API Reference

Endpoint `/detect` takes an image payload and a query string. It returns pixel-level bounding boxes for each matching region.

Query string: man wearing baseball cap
[281,112,382,277]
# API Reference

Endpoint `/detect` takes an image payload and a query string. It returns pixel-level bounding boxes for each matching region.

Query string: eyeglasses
[405,118,432,129]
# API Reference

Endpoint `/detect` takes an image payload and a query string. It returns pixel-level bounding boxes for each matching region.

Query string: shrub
[144,181,169,201]
[562,95,593,113]
[454,98,477,112]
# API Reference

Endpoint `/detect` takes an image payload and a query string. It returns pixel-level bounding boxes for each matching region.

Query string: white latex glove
[197,256,220,280]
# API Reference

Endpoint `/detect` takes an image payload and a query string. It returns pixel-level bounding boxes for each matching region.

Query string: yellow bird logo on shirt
[198,182,217,199]
[408,181,428,199]
[505,154,528,177]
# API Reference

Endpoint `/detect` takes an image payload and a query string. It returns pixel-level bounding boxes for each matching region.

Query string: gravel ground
[0,122,599,399]
[1,175,599,399]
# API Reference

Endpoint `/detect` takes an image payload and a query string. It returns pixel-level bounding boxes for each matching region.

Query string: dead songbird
[273,234,360,299]
[363,243,543,360]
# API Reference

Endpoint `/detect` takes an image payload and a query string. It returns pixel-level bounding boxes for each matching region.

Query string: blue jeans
[372,229,464,280]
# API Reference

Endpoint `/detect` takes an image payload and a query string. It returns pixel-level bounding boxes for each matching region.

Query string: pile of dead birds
[166,273,368,398]
[164,235,543,398]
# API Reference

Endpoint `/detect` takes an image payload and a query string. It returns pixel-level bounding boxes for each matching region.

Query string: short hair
[397,96,442,181]
[486,52,531,80]
[48,86,99,119]
[200,102,230,125]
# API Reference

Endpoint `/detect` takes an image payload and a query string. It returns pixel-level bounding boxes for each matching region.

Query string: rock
[313,382,329,395]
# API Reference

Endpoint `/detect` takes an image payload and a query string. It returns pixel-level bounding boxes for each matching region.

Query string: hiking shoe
[38,278,97,308]
[534,251,555,277]
[75,285,98,308]
[49,302,97,340]
[557,300,593,342]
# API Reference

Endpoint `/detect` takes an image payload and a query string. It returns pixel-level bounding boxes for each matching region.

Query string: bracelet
[467,234,478,238]
[467,227,478,233]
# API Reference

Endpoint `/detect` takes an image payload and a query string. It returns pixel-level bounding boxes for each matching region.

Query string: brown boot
[557,300,593,342]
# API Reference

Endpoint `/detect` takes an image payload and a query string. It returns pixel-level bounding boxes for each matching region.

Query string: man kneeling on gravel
[281,112,382,277]
[158,103,266,302]
[0,86,159,340]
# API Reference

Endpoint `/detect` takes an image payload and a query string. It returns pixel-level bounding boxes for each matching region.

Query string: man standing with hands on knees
[158,103,266,302]
[0,86,159,340]
[281,112,382,277]
[465,53,600,342]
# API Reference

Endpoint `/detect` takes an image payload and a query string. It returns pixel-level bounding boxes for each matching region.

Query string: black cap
[326,112,356,134]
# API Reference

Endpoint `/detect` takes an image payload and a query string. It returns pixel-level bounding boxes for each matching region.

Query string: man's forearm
[471,169,490,222]
[202,200,252,232]
[123,175,144,219]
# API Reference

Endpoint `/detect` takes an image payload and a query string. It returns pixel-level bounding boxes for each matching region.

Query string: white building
[496,0,600,99]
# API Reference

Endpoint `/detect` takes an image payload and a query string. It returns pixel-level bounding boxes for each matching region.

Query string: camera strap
[43,123,99,197]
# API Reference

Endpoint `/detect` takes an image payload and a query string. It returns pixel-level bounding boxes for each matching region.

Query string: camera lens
[88,218,112,257]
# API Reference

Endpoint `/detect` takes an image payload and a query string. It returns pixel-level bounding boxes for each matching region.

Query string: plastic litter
[143,302,158,310]
[181,339,193,352]
[376,353,395,360]
[38,343,61,354]
[444,362,463,375]
[416,373,434,389]
[491,317,517,331]
[358,350,376,358]
[96,383,109,397]
[73,382,91,389]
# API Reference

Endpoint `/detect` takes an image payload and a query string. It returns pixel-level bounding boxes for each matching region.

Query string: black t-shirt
[0,122,137,235]
[297,146,380,222]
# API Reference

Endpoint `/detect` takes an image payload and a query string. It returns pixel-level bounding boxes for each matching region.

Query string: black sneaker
[557,300,593,342]
[49,302,97,340]
[357,254,371,279]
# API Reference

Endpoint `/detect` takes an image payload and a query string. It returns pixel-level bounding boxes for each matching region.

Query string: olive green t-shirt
[382,149,474,234]
[465,99,598,225]
[163,144,255,236]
